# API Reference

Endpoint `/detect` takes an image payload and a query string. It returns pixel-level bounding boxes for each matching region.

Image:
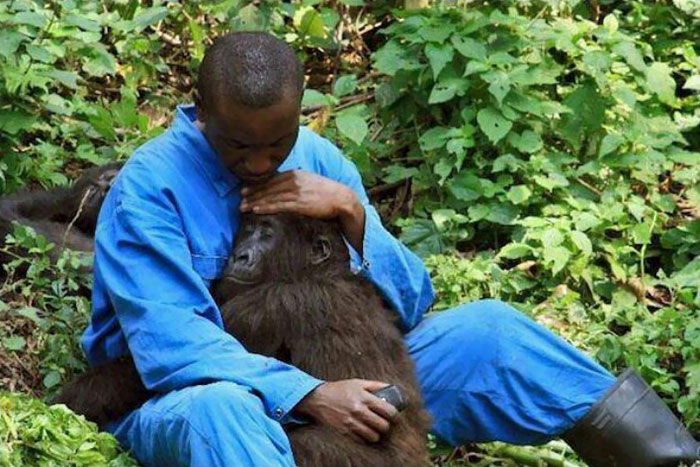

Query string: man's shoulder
[294,127,353,178]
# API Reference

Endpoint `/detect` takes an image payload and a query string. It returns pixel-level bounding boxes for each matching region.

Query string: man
[82,32,699,466]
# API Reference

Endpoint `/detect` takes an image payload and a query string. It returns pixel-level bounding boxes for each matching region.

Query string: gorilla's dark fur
[54,212,432,467]
[0,162,123,268]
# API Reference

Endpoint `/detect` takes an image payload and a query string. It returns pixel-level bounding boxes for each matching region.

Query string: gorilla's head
[221,213,350,289]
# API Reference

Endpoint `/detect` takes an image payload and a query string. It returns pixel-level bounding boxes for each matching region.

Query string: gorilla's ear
[310,235,332,265]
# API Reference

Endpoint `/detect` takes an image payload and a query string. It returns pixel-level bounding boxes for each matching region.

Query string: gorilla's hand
[240,170,366,253]
[294,379,398,444]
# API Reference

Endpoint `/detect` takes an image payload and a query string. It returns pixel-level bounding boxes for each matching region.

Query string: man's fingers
[366,393,399,421]
[241,171,296,195]
[243,180,296,204]
[351,419,382,443]
[249,200,299,215]
[359,380,391,392]
[360,405,392,434]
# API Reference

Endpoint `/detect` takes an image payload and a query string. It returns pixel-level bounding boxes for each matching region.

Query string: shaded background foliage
[1,0,699,465]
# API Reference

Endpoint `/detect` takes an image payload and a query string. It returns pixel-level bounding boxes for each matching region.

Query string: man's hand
[294,379,398,443]
[240,170,367,254]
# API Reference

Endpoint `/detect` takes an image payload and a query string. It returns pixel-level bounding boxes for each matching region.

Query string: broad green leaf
[425,43,454,80]
[477,107,512,143]
[570,231,592,256]
[598,133,624,157]
[507,185,532,204]
[541,228,564,248]
[543,246,571,275]
[26,44,54,64]
[302,89,332,107]
[429,78,461,104]
[339,0,364,5]
[448,172,482,201]
[419,127,456,151]
[603,14,618,34]
[335,113,367,145]
[498,243,533,259]
[82,45,117,77]
[333,75,357,97]
[418,24,454,43]
[383,166,418,184]
[130,6,169,31]
[2,336,25,351]
[451,36,487,61]
[0,109,38,135]
[399,219,444,257]
[13,11,47,28]
[483,70,510,105]
[507,130,542,154]
[560,82,605,149]
[64,13,102,32]
[468,204,489,221]
[294,6,326,38]
[646,62,676,105]
[373,41,418,76]
[43,370,61,388]
[486,202,518,225]
[612,41,646,72]
[684,75,700,91]
[39,70,78,89]
[0,31,25,58]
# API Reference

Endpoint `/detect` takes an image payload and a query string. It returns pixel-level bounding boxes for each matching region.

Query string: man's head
[195,32,304,185]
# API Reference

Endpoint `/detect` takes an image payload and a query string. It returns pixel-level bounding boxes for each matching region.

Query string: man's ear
[310,235,332,265]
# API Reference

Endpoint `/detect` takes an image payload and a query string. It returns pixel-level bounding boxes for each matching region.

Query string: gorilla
[54,212,432,467]
[0,163,122,269]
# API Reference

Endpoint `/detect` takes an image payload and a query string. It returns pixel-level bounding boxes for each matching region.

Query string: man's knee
[444,298,524,344]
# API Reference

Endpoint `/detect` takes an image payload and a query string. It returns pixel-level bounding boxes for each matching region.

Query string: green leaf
[560,82,606,149]
[43,370,61,388]
[335,113,367,145]
[2,336,25,351]
[302,89,332,107]
[383,166,418,184]
[0,109,38,135]
[507,130,542,154]
[482,70,510,105]
[0,31,25,58]
[339,0,364,5]
[542,228,564,248]
[598,133,624,157]
[82,45,117,77]
[451,36,487,61]
[419,127,455,151]
[13,11,48,28]
[26,44,55,64]
[294,6,326,38]
[498,243,533,259]
[603,14,618,34]
[373,40,418,76]
[448,172,482,201]
[684,75,700,91]
[129,6,169,31]
[486,202,518,225]
[333,75,357,97]
[570,231,592,256]
[612,41,646,72]
[64,13,102,32]
[543,246,571,275]
[507,185,532,204]
[429,78,463,104]
[646,62,676,105]
[477,107,512,143]
[425,43,454,80]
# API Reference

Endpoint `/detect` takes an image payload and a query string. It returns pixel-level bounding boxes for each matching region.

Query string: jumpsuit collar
[172,104,240,197]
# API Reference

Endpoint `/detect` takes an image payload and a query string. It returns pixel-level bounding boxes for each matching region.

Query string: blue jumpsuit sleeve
[318,140,435,331]
[95,184,322,422]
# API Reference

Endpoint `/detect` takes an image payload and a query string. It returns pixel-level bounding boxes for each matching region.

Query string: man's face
[199,92,300,185]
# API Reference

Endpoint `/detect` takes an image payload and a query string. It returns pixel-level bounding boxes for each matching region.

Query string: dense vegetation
[1,0,699,465]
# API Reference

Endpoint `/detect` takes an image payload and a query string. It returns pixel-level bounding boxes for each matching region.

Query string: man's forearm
[337,189,366,255]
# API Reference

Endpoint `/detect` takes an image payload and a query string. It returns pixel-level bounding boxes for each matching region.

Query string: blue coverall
[82,105,616,466]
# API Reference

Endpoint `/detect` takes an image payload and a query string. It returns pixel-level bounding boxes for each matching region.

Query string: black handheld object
[372,385,407,412]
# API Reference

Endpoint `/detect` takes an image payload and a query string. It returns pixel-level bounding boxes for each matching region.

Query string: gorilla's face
[222,214,343,288]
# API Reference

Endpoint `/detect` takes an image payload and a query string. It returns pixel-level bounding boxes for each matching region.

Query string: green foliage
[1,224,93,398]
[0,391,137,466]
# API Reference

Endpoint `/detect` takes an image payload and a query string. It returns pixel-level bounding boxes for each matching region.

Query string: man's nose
[245,153,275,176]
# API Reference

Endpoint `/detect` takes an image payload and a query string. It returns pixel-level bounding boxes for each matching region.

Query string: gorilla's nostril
[235,251,251,264]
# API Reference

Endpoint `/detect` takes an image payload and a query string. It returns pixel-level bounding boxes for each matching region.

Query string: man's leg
[405,299,615,446]
[104,381,296,467]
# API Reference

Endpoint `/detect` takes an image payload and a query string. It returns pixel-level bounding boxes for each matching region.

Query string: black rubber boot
[563,368,700,467]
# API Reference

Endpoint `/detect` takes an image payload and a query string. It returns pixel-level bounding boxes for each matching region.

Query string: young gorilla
[0,162,123,264]
[55,212,432,467]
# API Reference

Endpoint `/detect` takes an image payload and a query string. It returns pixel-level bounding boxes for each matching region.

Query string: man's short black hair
[196,32,304,111]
